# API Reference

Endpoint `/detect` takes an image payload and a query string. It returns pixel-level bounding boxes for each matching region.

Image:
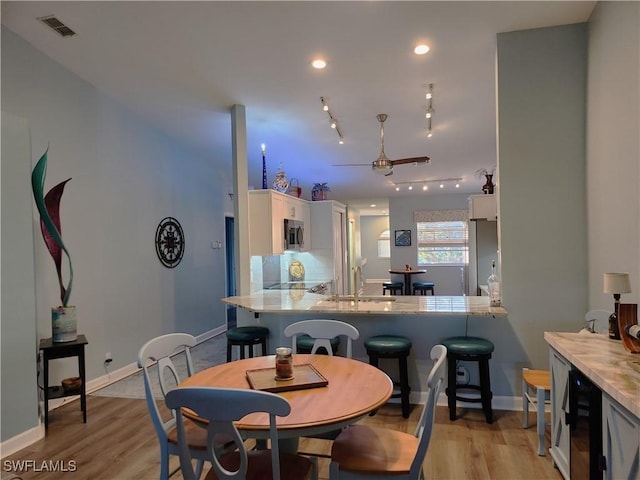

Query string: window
[417,221,468,266]
[377,230,390,258]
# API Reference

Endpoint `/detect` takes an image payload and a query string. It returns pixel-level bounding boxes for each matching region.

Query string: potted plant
[311,183,330,201]
[31,147,76,342]
[475,167,496,194]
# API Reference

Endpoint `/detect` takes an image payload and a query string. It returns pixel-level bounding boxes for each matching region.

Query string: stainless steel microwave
[284,219,304,250]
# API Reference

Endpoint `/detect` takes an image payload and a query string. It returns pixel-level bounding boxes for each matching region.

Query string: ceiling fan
[333,113,430,176]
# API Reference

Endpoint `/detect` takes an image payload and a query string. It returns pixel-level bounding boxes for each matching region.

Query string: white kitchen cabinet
[248,190,311,255]
[550,347,571,480]
[469,194,497,221]
[310,200,347,294]
[602,393,640,480]
[248,190,285,256]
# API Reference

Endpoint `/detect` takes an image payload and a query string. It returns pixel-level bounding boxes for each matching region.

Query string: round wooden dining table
[179,354,393,441]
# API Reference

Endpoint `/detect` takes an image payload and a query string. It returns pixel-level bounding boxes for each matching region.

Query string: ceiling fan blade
[390,156,431,166]
[332,163,373,167]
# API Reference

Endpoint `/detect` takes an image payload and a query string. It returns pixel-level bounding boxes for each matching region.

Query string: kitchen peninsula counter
[224,291,513,399]
[222,291,508,316]
[545,332,640,418]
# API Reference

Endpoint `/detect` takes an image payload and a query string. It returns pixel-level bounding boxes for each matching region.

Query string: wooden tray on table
[246,363,328,393]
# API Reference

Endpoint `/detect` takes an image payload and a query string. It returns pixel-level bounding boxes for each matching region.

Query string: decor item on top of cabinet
[155,217,185,268]
[394,230,411,246]
[272,164,289,193]
[311,183,330,201]
[261,143,268,189]
[287,178,302,198]
[31,147,77,342]
[476,167,495,194]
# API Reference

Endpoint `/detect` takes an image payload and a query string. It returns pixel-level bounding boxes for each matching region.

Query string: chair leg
[479,358,493,424]
[239,343,246,360]
[399,354,410,418]
[368,353,379,368]
[367,353,379,416]
[160,442,169,480]
[226,340,232,362]
[447,356,457,421]
[536,386,546,456]
[248,342,254,358]
[522,374,529,429]
[261,337,267,356]
[309,456,319,480]
[194,459,205,480]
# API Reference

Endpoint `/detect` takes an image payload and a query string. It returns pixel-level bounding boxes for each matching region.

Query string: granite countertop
[222,291,508,316]
[545,332,640,418]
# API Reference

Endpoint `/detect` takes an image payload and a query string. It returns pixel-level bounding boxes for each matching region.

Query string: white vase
[52,306,77,342]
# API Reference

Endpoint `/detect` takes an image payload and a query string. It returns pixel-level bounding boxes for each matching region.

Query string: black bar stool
[382,281,404,295]
[364,335,412,418]
[412,281,435,295]
[441,336,494,423]
[226,326,269,362]
[295,334,340,355]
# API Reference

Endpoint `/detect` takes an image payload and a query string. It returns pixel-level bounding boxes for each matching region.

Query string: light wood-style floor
[3,395,561,479]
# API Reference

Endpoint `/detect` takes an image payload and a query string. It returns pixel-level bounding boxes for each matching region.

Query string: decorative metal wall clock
[155,217,185,268]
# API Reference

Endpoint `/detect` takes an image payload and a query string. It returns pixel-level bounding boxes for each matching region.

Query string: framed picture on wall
[394,229,411,246]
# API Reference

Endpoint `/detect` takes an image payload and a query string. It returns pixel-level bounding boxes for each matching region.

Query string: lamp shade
[603,273,631,294]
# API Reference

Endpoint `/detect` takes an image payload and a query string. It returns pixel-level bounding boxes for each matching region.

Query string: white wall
[360,216,390,280]
[1,27,232,441]
[586,2,640,309]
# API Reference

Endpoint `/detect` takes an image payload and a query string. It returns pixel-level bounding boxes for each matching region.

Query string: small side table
[39,334,88,429]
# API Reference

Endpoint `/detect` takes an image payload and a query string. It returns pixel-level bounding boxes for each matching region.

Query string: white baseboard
[392,391,524,412]
[84,325,227,395]
[1,327,227,458]
[0,424,44,458]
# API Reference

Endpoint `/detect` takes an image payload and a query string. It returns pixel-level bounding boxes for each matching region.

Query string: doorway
[225,216,236,329]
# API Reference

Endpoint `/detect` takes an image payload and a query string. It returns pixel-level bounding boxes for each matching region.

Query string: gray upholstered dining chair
[165,386,313,480]
[329,344,447,479]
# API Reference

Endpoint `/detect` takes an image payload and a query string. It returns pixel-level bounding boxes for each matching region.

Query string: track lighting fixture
[320,97,344,144]
[392,177,462,192]
[425,83,434,137]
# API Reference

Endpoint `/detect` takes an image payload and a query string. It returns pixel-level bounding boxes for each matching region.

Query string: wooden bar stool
[441,336,494,424]
[382,281,404,295]
[225,326,269,362]
[364,335,412,418]
[522,368,551,456]
[412,281,435,295]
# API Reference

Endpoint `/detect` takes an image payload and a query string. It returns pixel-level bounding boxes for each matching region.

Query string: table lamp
[603,272,631,340]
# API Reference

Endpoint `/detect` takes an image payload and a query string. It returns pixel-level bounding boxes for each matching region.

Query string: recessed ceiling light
[370,204,377,208]
[414,44,430,55]
[311,58,327,69]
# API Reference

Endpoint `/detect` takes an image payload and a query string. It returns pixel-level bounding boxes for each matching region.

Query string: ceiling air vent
[38,16,76,37]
